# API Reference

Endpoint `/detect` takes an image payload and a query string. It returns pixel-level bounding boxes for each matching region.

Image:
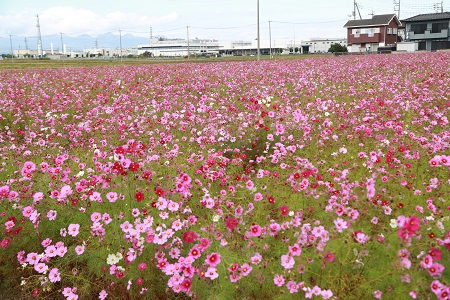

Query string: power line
[271,19,348,25]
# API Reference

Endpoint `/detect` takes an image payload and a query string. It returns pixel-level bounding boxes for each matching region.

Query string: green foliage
[328,43,348,53]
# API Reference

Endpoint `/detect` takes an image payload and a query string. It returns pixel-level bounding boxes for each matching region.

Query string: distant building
[344,14,401,52]
[401,12,450,51]
[137,38,221,57]
[300,38,347,53]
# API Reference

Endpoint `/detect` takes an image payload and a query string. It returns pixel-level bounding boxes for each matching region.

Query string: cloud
[0,7,179,37]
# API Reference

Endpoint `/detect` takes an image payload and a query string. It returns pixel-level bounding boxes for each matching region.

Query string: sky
[0,0,448,51]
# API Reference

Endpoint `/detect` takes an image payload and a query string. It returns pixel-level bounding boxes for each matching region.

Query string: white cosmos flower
[389,219,398,228]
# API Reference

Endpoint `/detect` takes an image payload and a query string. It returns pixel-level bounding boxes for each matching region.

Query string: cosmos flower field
[0,52,449,300]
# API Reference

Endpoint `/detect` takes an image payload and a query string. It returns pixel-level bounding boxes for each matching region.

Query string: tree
[328,43,348,53]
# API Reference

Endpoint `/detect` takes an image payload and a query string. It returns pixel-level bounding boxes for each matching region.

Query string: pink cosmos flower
[89,192,102,202]
[249,224,262,237]
[254,192,263,201]
[49,268,61,283]
[99,290,108,300]
[273,274,285,287]
[106,192,118,202]
[34,262,49,274]
[90,212,102,222]
[179,278,192,293]
[324,252,335,262]
[322,289,333,299]
[281,254,295,269]
[428,263,445,277]
[428,248,443,260]
[205,252,221,267]
[205,267,219,280]
[26,252,40,265]
[334,218,348,232]
[45,245,57,258]
[75,245,85,255]
[280,205,290,216]
[188,247,201,260]
[68,224,80,237]
[229,273,240,282]
[373,290,382,299]
[240,263,252,276]
[245,180,254,190]
[403,216,421,234]
[400,258,411,269]
[251,253,262,265]
[286,281,299,293]
[288,243,302,257]
[57,245,68,257]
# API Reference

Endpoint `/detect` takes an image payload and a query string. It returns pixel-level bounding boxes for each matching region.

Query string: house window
[354,30,360,38]
[387,28,393,34]
[411,23,427,34]
[393,28,398,34]
[432,22,448,33]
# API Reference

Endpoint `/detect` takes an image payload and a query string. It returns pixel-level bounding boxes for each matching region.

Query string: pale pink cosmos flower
[26,252,40,265]
[254,192,263,201]
[240,263,252,276]
[106,192,118,202]
[205,267,219,280]
[68,224,80,237]
[322,289,333,299]
[45,245,58,258]
[373,290,382,299]
[34,262,49,274]
[49,268,61,283]
[273,274,285,287]
[75,245,85,255]
[99,290,108,300]
[281,254,295,269]
[89,192,102,202]
[91,211,103,222]
[245,180,254,190]
[250,253,262,265]
[286,280,298,293]
[57,245,68,257]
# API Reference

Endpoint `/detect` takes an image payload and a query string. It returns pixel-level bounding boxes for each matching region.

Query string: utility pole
[186,26,190,59]
[257,0,260,61]
[9,34,13,63]
[24,37,28,56]
[269,20,272,58]
[36,14,43,57]
[434,1,443,13]
[356,2,362,20]
[149,26,152,43]
[394,0,401,20]
[293,30,296,54]
[119,29,123,62]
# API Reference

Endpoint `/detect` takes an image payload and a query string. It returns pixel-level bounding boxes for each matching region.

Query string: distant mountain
[0,33,156,54]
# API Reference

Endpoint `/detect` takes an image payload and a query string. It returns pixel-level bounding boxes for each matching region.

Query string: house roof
[344,14,400,28]
[401,12,450,22]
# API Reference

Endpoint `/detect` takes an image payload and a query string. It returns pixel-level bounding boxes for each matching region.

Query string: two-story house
[402,12,450,51]
[344,14,401,52]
